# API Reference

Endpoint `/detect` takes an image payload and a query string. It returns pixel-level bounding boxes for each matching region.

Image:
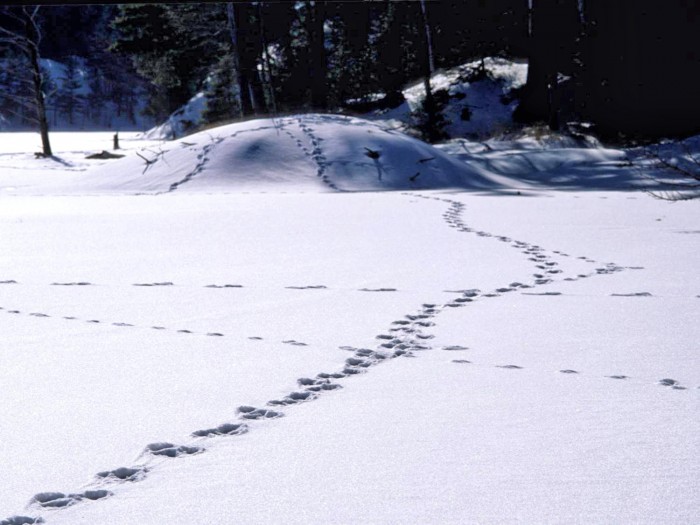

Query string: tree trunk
[306,1,327,110]
[258,3,278,116]
[419,0,440,143]
[21,7,52,156]
[227,2,253,117]
[515,0,579,128]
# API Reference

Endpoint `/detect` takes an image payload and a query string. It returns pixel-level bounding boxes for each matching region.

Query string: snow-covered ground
[373,57,528,140]
[0,116,698,524]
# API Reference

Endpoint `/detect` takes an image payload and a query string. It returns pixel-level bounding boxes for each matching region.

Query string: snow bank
[72,114,501,194]
[370,57,528,140]
[141,92,207,140]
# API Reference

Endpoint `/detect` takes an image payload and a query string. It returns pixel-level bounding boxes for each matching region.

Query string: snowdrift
[78,114,501,194]
[372,57,527,140]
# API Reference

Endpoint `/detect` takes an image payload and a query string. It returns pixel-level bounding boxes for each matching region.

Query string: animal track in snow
[191,423,248,438]
[29,493,75,509]
[282,339,308,346]
[165,136,224,193]
[3,302,227,339]
[281,120,341,191]
[96,466,147,482]
[144,442,203,458]
[452,360,692,391]
[237,406,284,420]
[268,390,317,406]
[658,378,687,389]
[297,377,343,392]
[0,516,44,525]
[29,489,112,510]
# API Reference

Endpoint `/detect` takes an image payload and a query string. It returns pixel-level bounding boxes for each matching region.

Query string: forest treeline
[1,1,698,155]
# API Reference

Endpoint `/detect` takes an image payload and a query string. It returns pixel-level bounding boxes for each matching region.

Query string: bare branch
[24,6,42,48]
[0,26,23,40]
[0,91,36,104]
[679,141,700,176]
[135,151,159,174]
[630,140,700,201]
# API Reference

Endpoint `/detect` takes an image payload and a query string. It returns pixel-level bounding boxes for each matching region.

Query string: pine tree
[111,4,224,120]
[57,55,85,126]
[202,54,239,125]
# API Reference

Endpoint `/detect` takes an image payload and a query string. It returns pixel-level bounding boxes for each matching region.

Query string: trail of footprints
[9,310,422,521]
[408,192,692,387]
[280,118,343,191]
[448,350,691,389]
[0,304,227,340]
[155,124,282,195]
[4,193,694,524]
[0,279,403,342]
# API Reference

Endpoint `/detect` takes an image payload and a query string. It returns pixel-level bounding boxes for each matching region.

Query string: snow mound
[79,114,500,194]
[369,57,528,140]
[141,92,206,140]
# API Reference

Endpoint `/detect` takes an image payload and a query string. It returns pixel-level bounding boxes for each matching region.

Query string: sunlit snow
[0,115,697,524]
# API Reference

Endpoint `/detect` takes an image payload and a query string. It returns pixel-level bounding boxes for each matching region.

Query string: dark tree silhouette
[0,6,52,156]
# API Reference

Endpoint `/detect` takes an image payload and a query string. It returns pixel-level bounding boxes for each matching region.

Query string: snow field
[39,188,699,525]
[0,190,533,515]
[0,116,698,523]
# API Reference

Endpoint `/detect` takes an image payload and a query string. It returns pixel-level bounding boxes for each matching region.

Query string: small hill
[79,114,502,194]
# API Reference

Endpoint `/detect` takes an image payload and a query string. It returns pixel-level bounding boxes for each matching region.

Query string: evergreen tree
[111,4,224,120]
[202,53,239,125]
[57,55,85,126]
